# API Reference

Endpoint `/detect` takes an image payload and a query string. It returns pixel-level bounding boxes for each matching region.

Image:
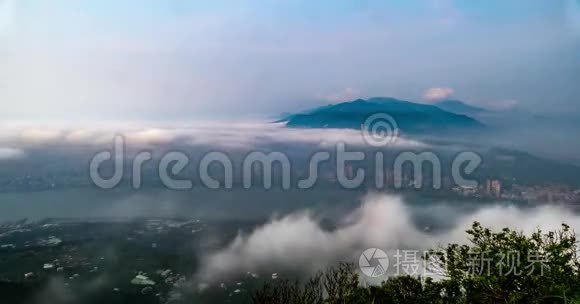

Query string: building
[486,179,502,198]
[453,185,478,196]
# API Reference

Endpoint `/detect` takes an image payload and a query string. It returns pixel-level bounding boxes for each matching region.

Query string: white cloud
[422,87,455,102]
[0,147,24,159]
[0,121,427,149]
[197,193,580,282]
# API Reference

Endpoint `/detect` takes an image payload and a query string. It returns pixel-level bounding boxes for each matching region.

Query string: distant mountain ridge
[435,100,487,116]
[281,97,486,136]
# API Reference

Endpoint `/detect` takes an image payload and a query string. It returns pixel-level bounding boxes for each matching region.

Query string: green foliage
[252,222,580,304]
[434,222,580,303]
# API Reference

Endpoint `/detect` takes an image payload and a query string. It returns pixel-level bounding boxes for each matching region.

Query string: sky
[0,0,579,121]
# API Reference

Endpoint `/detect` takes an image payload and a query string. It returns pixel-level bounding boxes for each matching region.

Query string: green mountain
[282,97,485,136]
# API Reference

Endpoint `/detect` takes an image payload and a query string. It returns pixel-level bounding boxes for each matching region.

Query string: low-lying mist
[0,121,426,150]
[198,193,580,283]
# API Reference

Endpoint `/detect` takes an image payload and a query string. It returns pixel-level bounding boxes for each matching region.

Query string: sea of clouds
[197,194,580,282]
[0,121,426,150]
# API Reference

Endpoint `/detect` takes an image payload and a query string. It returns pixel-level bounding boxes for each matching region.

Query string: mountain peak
[282,97,486,136]
[350,98,367,103]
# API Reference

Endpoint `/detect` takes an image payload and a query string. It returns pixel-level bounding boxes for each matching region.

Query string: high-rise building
[486,179,502,198]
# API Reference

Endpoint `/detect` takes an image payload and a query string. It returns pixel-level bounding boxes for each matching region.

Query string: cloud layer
[0,121,426,150]
[198,194,580,282]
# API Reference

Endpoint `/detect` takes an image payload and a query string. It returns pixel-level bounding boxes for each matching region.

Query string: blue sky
[1,0,579,120]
